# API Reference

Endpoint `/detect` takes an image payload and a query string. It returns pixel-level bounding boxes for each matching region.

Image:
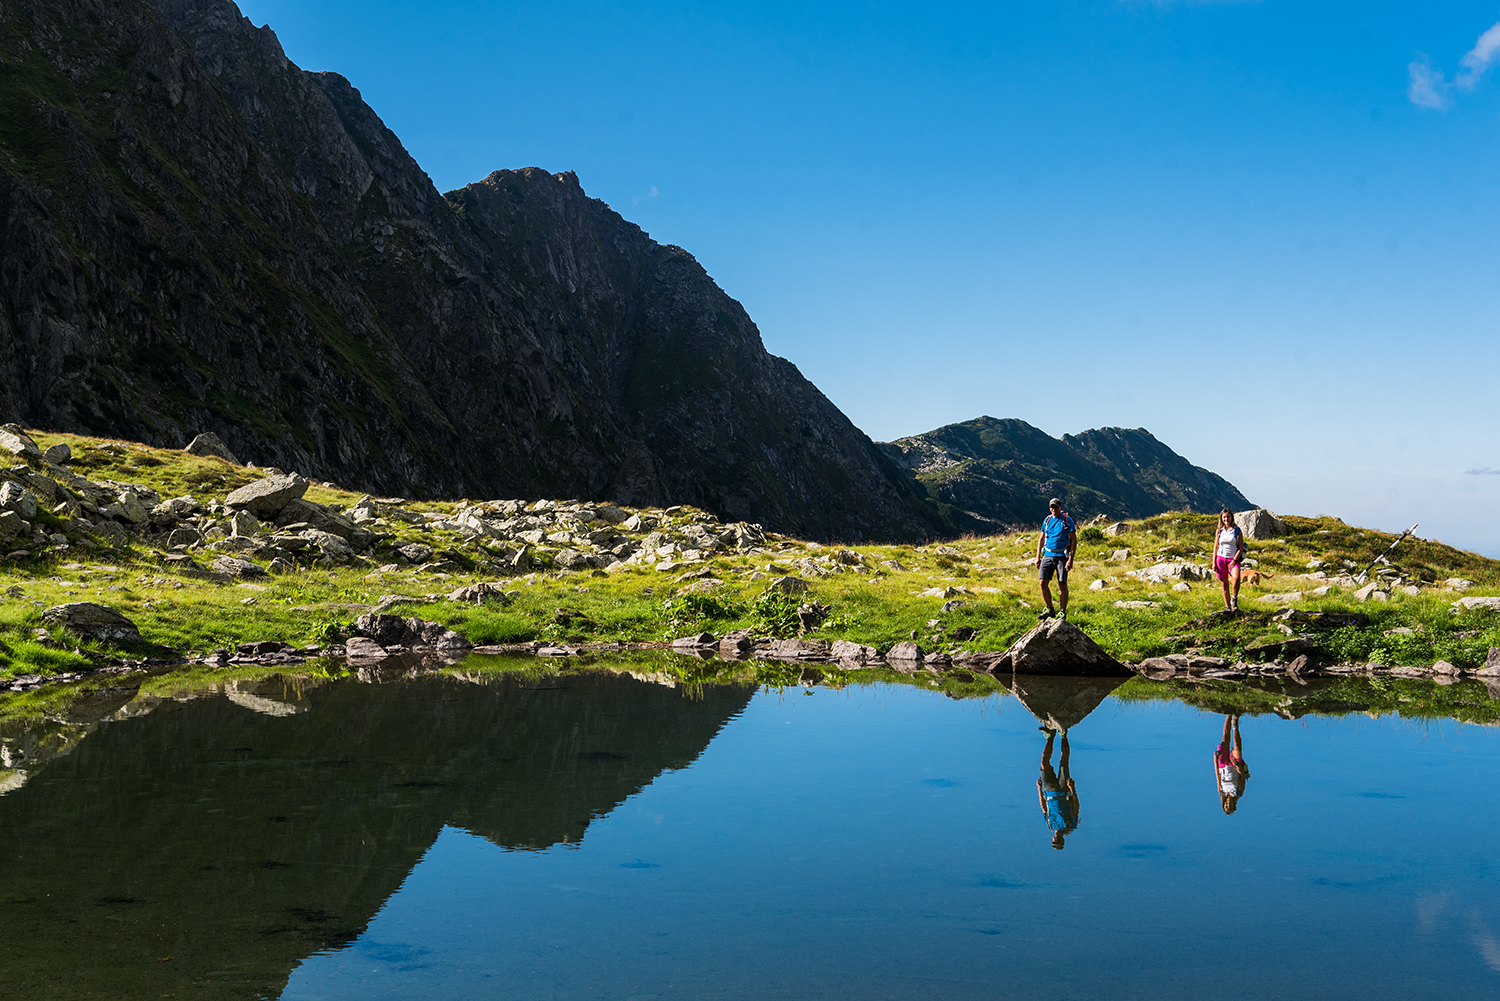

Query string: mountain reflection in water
[4,669,1500,1000]
[0,671,753,1000]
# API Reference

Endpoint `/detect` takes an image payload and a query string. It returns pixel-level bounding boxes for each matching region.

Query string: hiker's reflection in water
[1037,728,1081,849]
[1215,714,1250,814]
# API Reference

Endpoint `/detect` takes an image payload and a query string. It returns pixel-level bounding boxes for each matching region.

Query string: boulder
[829,639,878,662]
[1453,596,1500,612]
[887,640,924,661]
[757,638,830,661]
[1113,600,1158,610]
[225,473,308,518]
[765,575,809,596]
[344,636,389,660]
[1103,522,1129,537]
[213,556,267,578]
[43,442,70,464]
[184,432,240,464]
[41,602,141,644]
[229,509,261,537]
[672,633,717,648]
[1088,579,1107,590]
[719,630,755,655]
[1474,648,1500,677]
[0,425,41,460]
[1005,618,1131,676]
[1234,508,1287,540]
[0,481,37,518]
[1106,549,1130,562]
[350,613,470,651]
[1431,659,1462,676]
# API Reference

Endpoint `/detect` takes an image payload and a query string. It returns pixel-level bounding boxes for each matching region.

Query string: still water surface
[2,669,1498,1000]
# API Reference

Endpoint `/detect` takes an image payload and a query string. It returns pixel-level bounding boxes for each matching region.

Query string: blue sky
[236,0,1500,554]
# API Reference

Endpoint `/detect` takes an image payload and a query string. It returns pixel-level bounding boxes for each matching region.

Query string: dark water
[2,669,1499,1000]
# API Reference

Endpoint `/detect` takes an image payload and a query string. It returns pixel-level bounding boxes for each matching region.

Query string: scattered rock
[1088,579,1106,590]
[764,575,809,596]
[41,602,141,644]
[1260,592,1305,604]
[184,432,240,464]
[1431,659,1462,676]
[1113,600,1159,610]
[940,599,966,613]
[43,442,71,464]
[1106,549,1130,561]
[448,582,509,603]
[1103,522,1129,537]
[225,473,308,518]
[1474,649,1500,677]
[1446,578,1475,590]
[0,425,42,460]
[0,481,37,519]
[1172,582,1191,592]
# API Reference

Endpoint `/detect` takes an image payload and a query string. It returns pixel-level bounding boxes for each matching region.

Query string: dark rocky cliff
[879,417,1252,530]
[0,0,939,541]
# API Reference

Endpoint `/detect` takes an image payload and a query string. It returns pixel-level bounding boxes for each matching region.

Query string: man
[1034,497,1076,620]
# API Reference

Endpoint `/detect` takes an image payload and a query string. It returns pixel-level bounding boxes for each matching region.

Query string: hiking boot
[1058,610,1068,621]
[1037,608,1054,620]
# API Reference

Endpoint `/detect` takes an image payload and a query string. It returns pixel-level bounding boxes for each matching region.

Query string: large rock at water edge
[41,603,142,644]
[1234,508,1287,540]
[225,473,308,517]
[1005,618,1130,677]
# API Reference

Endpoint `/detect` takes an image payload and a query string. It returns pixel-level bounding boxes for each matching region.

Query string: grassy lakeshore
[1,429,1499,689]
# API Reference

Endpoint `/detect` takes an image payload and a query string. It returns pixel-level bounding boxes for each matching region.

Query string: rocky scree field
[1,426,1499,700]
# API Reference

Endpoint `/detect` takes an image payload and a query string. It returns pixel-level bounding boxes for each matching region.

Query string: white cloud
[632,185,660,206]
[1465,467,1500,475]
[1457,21,1500,89]
[1409,20,1500,109]
[1408,58,1451,109]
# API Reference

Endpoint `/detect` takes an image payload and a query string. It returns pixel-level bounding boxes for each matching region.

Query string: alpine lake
[3,653,1499,1001]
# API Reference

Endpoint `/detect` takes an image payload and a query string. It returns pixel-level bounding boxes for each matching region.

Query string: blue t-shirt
[1042,513,1075,556]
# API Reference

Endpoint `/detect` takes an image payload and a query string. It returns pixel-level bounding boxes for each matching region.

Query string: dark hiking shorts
[1038,554,1069,583]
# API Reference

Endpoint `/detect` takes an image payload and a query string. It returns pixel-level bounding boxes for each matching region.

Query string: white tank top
[1217,527,1240,558]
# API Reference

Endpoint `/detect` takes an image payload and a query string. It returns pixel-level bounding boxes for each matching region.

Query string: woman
[1213,507,1247,611]
[1214,714,1250,815]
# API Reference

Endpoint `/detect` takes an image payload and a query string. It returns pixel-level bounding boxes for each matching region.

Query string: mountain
[877,417,1252,531]
[0,0,939,541]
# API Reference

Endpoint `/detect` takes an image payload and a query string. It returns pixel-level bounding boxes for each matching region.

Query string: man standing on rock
[1035,498,1076,620]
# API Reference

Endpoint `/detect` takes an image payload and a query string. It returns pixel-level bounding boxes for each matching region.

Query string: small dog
[1238,568,1273,584]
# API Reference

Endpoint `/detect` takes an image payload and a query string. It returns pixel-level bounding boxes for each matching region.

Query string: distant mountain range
[878,417,1252,532]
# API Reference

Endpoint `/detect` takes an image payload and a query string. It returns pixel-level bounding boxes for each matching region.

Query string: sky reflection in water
[280,680,1500,1001]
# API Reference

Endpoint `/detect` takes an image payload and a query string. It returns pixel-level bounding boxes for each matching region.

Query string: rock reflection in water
[1005,675,1126,851]
[0,670,753,1001]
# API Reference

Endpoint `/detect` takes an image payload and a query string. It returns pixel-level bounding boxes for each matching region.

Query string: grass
[3,431,1500,704]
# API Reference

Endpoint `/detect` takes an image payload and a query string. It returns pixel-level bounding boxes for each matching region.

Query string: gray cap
[1048,497,1062,508]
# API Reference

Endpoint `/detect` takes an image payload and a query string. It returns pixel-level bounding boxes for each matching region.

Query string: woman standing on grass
[1214,507,1247,611]
[1214,714,1250,815]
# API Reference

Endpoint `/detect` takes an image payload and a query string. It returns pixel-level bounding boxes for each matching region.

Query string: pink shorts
[1215,556,1240,581]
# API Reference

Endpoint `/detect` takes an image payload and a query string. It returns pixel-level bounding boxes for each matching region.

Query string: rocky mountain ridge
[879,416,1252,530]
[0,0,938,541]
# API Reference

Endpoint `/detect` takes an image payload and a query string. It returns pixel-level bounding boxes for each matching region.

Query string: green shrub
[1079,526,1105,543]
[751,589,801,639]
